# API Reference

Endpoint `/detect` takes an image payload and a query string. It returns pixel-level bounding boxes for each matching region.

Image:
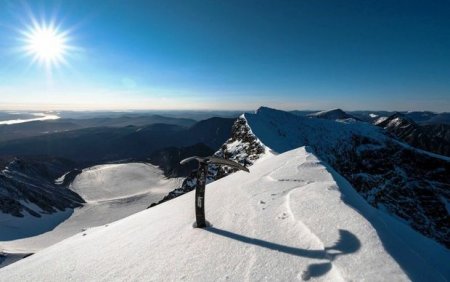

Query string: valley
[1,162,182,267]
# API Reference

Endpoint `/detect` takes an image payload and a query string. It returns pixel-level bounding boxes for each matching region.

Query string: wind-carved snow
[1,147,448,281]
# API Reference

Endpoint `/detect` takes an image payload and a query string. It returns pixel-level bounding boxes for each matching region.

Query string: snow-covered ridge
[308,108,359,121]
[153,106,449,249]
[230,107,450,249]
[2,147,448,281]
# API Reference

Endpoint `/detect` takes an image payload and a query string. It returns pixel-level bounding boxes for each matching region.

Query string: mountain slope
[0,118,234,163]
[210,107,450,249]
[423,123,450,142]
[0,162,182,260]
[0,157,84,218]
[308,109,359,121]
[2,147,448,281]
[149,143,215,178]
[376,112,450,156]
[424,113,450,125]
[0,115,196,142]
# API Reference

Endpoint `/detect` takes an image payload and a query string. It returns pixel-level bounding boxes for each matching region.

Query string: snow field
[2,147,447,281]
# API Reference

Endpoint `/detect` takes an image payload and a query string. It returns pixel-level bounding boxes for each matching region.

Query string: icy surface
[1,148,448,281]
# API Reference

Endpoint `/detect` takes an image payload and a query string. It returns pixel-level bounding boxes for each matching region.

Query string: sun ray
[21,20,71,69]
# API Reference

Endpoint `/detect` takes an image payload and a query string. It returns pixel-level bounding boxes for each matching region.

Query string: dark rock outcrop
[0,157,84,217]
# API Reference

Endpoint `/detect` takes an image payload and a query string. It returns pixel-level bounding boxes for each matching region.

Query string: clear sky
[0,0,449,111]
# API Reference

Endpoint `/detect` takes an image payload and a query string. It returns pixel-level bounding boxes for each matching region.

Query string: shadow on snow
[205,227,360,279]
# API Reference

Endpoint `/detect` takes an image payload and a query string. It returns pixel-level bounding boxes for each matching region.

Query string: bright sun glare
[23,23,69,67]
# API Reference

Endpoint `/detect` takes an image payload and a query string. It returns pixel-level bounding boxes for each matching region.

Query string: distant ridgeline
[0,116,235,218]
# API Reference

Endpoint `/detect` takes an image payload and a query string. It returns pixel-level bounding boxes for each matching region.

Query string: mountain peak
[308,108,359,121]
[376,112,417,128]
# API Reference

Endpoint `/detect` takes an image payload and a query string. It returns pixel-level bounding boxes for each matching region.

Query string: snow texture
[70,163,179,202]
[1,147,449,281]
[0,163,182,261]
[244,107,450,248]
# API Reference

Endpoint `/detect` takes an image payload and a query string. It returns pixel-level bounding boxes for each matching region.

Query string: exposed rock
[0,157,84,217]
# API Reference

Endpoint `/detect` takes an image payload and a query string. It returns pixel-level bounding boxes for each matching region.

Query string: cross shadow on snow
[205,227,360,280]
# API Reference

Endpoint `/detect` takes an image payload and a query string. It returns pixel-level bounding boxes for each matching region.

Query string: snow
[309,108,342,117]
[369,113,378,118]
[245,107,387,159]
[0,113,60,125]
[387,117,403,128]
[0,163,182,261]
[54,172,70,185]
[1,147,448,281]
[70,163,178,202]
[374,116,388,125]
[0,209,73,242]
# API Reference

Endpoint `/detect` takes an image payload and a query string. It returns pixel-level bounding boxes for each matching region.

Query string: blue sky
[0,0,449,111]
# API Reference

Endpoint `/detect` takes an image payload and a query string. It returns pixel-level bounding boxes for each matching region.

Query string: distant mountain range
[292,109,450,157]
[0,115,235,218]
[291,109,450,125]
[0,117,235,163]
[375,113,450,157]
[0,114,197,142]
[2,108,450,250]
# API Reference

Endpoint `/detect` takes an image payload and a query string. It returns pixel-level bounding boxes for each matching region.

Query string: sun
[23,23,69,67]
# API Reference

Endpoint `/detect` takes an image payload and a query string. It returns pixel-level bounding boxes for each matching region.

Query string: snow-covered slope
[376,113,450,157]
[2,147,449,281]
[0,163,182,265]
[158,107,450,249]
[71,163,179,202]
[308,109,359,121]
[239,107,450,249]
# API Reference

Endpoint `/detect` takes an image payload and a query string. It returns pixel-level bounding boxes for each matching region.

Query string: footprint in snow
[259,200,266,204]
[278,212,288,219]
